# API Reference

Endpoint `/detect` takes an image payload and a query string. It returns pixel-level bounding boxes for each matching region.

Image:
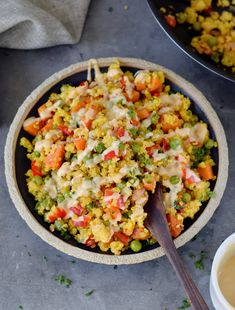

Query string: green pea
[86,202,95,211]
[54,220,62,231]
[205,139,214,149]
[131,142,141,153]
[117,182,126,190]
[182,192,191,203]
[71,155,77,162]
[34,151,40,158]
[57,193,65,203]
[129,128,138,137]
[193,22,201,31]
[207,36,217,47]
[119,142,125,151]
[128,109,136,119]
[64,192,71,199]
[95,143,106,154]
[151,113,159,125]
[130,240,142,252]
[170,175,180,185]
[211,52,220,63]
[33,175,43,185]
[176,12,187,24]
[169,138,181,150]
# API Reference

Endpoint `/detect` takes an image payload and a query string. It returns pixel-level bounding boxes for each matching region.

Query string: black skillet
[147,0,235,83]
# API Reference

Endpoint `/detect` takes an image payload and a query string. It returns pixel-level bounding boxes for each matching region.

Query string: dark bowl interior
[15,66,218,255]
[147,0,235,83]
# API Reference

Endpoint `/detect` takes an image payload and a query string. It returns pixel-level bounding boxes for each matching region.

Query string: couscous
[20,60,217,255]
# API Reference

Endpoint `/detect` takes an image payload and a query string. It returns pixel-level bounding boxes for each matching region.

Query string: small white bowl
[210,233,235,309]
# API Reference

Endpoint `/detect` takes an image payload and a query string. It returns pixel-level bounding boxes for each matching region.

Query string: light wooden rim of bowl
[5,57,228,265]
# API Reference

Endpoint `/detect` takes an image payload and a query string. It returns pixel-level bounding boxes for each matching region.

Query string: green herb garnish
[54,275,72,288]
[60,230,71,241]
[177,299,191,309]
[85,289,96,296]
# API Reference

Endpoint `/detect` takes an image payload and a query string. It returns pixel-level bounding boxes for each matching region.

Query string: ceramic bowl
[210,233,235,309]
[5,57,228,264]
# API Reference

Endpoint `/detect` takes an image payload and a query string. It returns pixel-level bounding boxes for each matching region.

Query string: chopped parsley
[54,275,72,288]
[188,252,196,259]
[194,250,209,270]
[85,289,96,296]
[19,306,23,309]
[177,299,191,309]
[43,256,48,262]
[60,230,71,241]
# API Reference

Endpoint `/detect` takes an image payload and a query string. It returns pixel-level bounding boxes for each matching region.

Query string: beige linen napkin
[0,0,90,49]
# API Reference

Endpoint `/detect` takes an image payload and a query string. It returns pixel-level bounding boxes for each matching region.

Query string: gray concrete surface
[0,1,235,309]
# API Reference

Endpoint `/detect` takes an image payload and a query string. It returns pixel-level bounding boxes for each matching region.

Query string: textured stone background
[0,1,234,309]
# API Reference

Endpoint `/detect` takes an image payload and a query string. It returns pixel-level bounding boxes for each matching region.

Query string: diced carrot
[104,188,114,196]
[160,113,182,133]
[116,127,125,138]
[135,82,146,91]
[38,103,47,115]
[49,208,66,223]
[149,76,162,93]
[31,160,43,176]
[143,183,155,192]
[130,119,139,126]
[71,101,86,113]
[81,117,92,130]
[114,232,129,245]
[23,117,42,136]
[198,164,214,181]
[126,90,140,102]
[107,206,121,220]
[167,214,184,238]
[85,236,96,247]
[44,144,65,170]
[58,124,73,136]
[41,118,53,132]
[74,137,86,150]
[137,108,150,120]
[165,15,177,27]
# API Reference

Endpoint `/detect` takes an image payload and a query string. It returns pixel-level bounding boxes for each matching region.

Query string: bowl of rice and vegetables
[5,58,228,264]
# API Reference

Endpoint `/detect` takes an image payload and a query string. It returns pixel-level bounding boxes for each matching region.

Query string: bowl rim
[4,57,229,265]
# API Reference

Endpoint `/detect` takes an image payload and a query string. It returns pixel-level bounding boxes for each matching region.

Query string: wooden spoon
[145,183,209,310]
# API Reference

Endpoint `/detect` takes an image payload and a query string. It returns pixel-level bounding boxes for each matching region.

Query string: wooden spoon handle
[164,240,209,310]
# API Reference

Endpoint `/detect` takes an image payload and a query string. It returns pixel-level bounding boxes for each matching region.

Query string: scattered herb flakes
[194,250,209,270]
[108,6,113,12]
[113,265,118,270]
[177,299,191,309]
[43,256,48,262]
[54,275,72,288]
[191,235,197,242]
[27,251,32,257]
[61,230,71,241]
[70,260,76,264]
[188,252,196,259]
[85,289,96,297]
[19,306,23,309]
